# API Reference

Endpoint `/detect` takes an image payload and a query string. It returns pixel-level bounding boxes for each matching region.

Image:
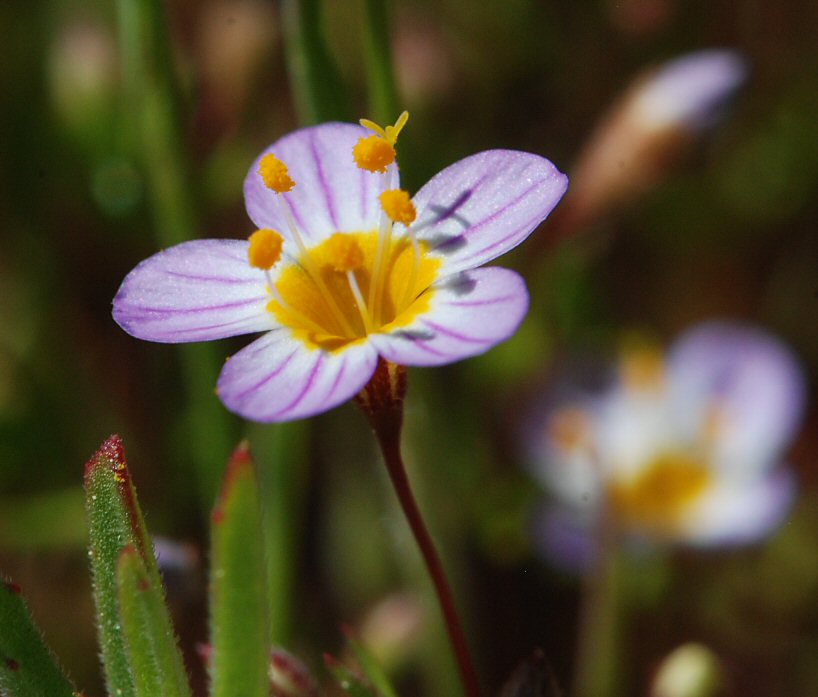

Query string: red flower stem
[373,427,481,697]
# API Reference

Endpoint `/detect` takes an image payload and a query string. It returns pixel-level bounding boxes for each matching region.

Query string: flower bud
[560,50,746,234]
[651,643,724,697]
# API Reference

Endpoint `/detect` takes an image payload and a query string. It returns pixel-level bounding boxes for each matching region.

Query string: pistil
[378,188,419,315]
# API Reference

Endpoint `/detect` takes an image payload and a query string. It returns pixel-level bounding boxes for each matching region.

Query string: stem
[573,511,624,697]
[370,419,481,697]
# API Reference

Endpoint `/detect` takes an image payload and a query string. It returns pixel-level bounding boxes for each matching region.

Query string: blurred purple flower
[526,322,806,568]
[628,49,746,133]
[561,49,746,234]
[113,119,567,422]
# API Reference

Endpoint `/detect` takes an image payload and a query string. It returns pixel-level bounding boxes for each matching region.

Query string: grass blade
[208,443,269,697]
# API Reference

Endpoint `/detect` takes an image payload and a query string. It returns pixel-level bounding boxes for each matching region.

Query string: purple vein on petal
[135,317,267,339]
[445,292,519,308]
[324,353,349,403]
[412,340,454,358]
[121,297,264,315]
[163,270,261,285]
[422,319,485,344]
[207,245,251,261]
[233,346,298,402]
[272,352,324,418]
[311,130,338,230]
[283,190,312,242]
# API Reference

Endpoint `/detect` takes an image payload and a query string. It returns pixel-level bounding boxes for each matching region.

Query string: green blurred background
[1,0,818,695]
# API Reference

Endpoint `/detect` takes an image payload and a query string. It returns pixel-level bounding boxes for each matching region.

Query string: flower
[113,115,568,422]
[526,322,805,567]
[561,49,746,233]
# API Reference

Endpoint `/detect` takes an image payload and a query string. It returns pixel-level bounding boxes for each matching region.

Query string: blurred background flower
[554,49,747,238]
[526,321,806,569]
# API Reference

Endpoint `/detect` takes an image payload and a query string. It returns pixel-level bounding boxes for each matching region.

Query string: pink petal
[632,50,747,133]
[113,240,274,343]
[369,266,528,366]
[667,321,806,476]
[244,123,397,246]
[216,331,379,422]
[679,469,795,546]
[411,150,567,274]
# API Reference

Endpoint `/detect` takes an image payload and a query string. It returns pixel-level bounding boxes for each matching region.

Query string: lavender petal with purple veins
[368,268,529,367]
[412,150,568,275]
[113,239,274,343]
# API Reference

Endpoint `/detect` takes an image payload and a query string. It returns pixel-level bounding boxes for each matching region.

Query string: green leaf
[361,0,398,124]
[116,0,237,510]
[84,435,190,697]
[0,579,78,697]
[280,0,350,124]
[324,654,380,697]
[116,546,192,697]
[209,443,269,697]
[248,419,310,644]
[342,628,399,697]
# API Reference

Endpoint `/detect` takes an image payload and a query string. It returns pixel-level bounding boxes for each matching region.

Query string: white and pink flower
[527,322,806,566]
[113,117,567,422]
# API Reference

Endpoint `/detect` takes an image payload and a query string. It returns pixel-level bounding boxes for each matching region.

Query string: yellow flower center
[251,114,435,351]
[619,343,664,392]
[268,230,441,351]
[325,233,365,272]
[608,451,711,536]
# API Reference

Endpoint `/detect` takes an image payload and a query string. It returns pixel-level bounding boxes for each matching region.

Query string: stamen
[352,135,396,173]
[346,271,374,334]
[272,196,356,338]
[255,157,351,332]
[246,227,329,337]
[369,217,393,324]
[258,154,295,193]
[353,111,409,173]
[247,229,284,269]
[380,189,417,225]
[399,227,422,313]
[327,234,374,334]
[266,282,328,337]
